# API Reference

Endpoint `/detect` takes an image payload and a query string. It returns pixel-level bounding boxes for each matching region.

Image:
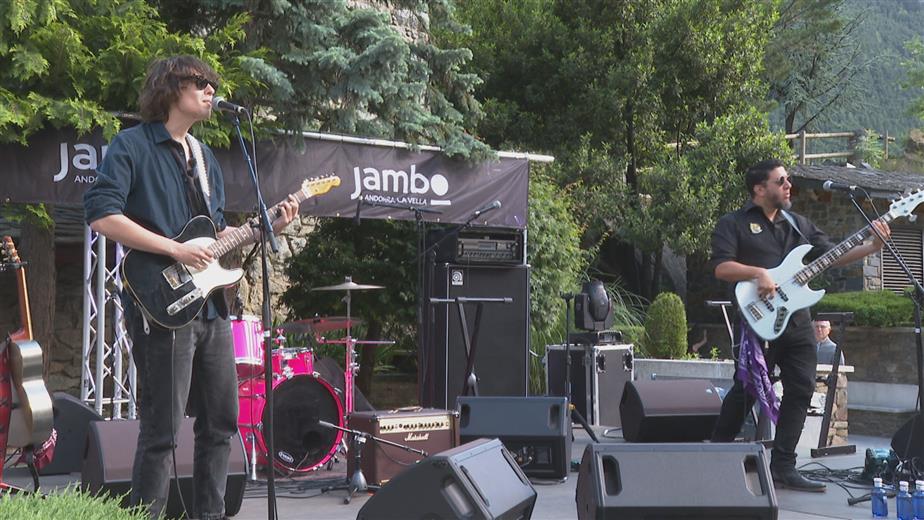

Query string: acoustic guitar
[1,236,54,448]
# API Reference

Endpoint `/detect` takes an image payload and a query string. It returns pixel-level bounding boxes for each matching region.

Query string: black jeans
[128,311,238,520]
[711,312,817,470]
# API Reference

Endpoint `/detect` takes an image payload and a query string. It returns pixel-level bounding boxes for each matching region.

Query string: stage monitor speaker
[575,442,778,520]
[81,417,246,519]
[620,379,722,442]
[357,438,537,520]
[421,263,530,409]
[40,392,103,475]
[458,396,571,479]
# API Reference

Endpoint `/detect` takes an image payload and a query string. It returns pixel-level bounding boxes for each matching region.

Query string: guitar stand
[318,420,426,504]
[428,297,513,399]
[811,311,857,458]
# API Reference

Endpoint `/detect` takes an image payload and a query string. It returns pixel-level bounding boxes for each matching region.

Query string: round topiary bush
[643,292,688,359]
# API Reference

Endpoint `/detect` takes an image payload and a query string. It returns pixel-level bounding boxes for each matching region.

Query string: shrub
[0,485,147,520]
[815,290,914,327]
[643,292,688,359]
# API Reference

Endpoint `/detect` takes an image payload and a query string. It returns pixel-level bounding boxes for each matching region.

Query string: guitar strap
[780,210,807,242]
[185,134,210,207]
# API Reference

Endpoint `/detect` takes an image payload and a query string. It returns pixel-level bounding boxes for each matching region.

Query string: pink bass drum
[231,315,264,381]
[237,375,344,473]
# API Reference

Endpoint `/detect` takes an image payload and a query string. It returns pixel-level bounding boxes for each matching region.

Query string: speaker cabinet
[40,392,103,475]
[620,379,722,442]
[421,263,530,409]
[575,443,778,520]
[357,438,537,520]
[458,396,571,479]
[81,418,246,519]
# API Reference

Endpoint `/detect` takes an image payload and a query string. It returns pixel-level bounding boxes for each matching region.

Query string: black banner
[0,127,529,228]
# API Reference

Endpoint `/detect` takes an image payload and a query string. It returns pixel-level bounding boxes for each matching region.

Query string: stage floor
[4,416,894,519]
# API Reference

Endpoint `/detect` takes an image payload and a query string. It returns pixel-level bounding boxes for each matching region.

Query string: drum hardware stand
[428,297,513,399]
[318,420,427,504]
[811,312,856,457]
[559,292,600,443]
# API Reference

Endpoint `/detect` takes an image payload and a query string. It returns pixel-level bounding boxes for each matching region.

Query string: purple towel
[737,321,780,424]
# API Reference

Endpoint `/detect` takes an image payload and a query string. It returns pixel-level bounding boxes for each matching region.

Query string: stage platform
[3,419,896,519]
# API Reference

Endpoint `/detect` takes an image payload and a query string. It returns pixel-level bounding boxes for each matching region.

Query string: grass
[0,485,147,520]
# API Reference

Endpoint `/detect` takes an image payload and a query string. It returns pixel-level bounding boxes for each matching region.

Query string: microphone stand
[844,190,924,464]
[229,111,280,520]
[319,420,427,504]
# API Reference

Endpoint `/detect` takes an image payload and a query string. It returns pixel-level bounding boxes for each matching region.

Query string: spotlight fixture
[574,279,614,331]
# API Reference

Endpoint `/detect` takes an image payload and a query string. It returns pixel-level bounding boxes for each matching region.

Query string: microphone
[354,198,363,226]
[473,200,501,218]
[822,180,858,192]
[210,96,247,114]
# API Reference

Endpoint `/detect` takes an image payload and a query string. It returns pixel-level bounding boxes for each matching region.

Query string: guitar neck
[206,187,308,258]
[11,265,33,342]
[794,215,891,286]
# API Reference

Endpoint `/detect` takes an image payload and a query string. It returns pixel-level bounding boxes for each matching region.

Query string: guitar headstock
[887,189,924,220]
[300,174,342,198]
[1,236,22,271]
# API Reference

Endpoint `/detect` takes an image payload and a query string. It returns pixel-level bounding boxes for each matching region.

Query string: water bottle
[873,477,889,518]
[899,481,914,520]
[913,480,924,519]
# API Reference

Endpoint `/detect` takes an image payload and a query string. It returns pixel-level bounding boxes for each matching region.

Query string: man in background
[814,320,845,366]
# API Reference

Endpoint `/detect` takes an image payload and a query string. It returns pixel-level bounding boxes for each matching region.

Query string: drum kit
[232,276,392,477]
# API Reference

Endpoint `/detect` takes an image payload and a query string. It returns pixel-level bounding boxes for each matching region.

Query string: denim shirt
[84,121,229,320]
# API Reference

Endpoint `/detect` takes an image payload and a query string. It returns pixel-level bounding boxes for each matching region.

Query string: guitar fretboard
[206,185,311,258]
[792,216,891,286]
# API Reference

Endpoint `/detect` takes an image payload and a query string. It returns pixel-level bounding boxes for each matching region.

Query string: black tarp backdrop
[0,127,529,228]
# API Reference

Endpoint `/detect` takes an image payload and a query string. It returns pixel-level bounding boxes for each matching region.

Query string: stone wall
[814,371,849,446]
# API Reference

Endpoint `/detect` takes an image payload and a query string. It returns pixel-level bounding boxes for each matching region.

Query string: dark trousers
[711,315,817,470]
[128,312,238,520]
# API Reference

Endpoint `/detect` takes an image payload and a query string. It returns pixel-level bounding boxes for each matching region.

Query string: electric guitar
[121,175,340,329]
[1,237,54,448]
[736,190,924,341]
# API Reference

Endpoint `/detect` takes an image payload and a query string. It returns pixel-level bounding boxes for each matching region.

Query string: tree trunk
[18,207,56,378]
[356,320,382,400]
[650,246,664,299]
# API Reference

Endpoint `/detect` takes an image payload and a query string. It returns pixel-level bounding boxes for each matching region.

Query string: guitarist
[83,56,299,519]
[708,158,889,493]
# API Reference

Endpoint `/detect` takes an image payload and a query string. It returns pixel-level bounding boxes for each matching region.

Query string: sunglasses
[767,175,790,187]
[182,75,219,91]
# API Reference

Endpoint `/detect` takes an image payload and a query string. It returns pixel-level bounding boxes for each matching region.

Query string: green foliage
[0,0,259,146]
[619,325,646,348]
[0,485,148,520]
[621,108,792,258]
[642,292,688,359]
[282,218,418,364]
[155,0,489,158]
[853,128,885,167]
[524,172,587,393]
[815,290,914,327]
[904,37,924,125]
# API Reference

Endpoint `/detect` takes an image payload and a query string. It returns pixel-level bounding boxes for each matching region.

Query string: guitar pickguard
[162,263,193,290]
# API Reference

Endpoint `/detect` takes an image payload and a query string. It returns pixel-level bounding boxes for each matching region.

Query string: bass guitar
[121,175,340,329]
[736,190,924,341]
[1,236,54,448]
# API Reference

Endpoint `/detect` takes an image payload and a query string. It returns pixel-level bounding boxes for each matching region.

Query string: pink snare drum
[237,375,344,473]
[271,348,314,378]
[231,315,264,381]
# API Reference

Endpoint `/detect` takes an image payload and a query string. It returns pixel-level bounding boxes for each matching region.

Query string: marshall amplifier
[348,408,460,486]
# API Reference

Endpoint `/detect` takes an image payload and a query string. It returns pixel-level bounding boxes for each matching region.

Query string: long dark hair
[138,55,219,122]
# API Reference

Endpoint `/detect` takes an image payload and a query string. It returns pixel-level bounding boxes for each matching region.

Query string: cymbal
[311,276,384,292]
[277,316,364,335]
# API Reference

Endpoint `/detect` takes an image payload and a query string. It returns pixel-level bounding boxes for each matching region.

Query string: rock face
[907,128,924,155]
